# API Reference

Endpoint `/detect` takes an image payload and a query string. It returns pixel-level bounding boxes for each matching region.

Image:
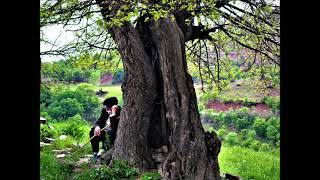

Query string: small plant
[224,132,240,146]
[259,143,272,152]
[252,117,268,138]
[262,96,280,112]
[40,124,58,140]
[141,171,162,180]
[62,114,86,145]
[249,140,262,151]
[217,128,227,140]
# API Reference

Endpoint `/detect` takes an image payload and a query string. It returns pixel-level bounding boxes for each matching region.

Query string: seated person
[89,97,121,160]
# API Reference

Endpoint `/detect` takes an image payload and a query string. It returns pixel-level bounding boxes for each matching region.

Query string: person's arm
[110,106,121,130]
[94,107,109,128]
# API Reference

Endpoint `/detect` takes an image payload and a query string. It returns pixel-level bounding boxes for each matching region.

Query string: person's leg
[89,127,100,154]
[110,131,117,147]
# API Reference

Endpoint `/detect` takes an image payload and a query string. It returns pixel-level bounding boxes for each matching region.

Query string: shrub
[242,138,255,148]
[235,117,251,129]
[62,114,87,145]
[224,111,238,126]
[252,117,268,138]
[217,128,227,140]
[224,132,240,146]
[80,160,139,179]
[259,143,272,152]
[40,85,53,106]
[262,96,280,112]
[40,150,73,179]
[200,90,218,102]
[141,171,162,180]
[47,98,84,121]
[249,140,262,151]
[43,83,100,122]
[276,140,280,148]
[89,70,101,85]
[266,126,279,143]
[40,124,58,140]
[198,102,205,112]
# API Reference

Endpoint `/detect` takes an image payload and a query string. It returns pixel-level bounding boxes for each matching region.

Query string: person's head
[103,97,118,112]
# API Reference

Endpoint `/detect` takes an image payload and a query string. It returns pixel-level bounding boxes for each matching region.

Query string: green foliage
[141,171,162,180]
[101,85,123,107]
[252,117,268,138]
[199,90,219,102]
[217,128,227,140]
[40,124,58,140]
[40,150,73,179]
[249,140,262,151]
[266,126,279,144]
[259,143,272,152]
[48,98,84,121]
[62,114,87,144]
[74,160,139,180]
[219,145,280,180]
[41,83,100,122]
[262,96,280,112]
[40,85,53,106]
[53,136,76,150]
[224,132,240,146]
[89,70,101,85]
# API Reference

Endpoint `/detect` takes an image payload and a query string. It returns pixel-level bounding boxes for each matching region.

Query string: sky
[41,25,76,62]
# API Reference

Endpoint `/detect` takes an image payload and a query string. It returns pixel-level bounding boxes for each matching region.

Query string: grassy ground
[97,84,123,106]
[41,83,279,179]
[219,145,280,180]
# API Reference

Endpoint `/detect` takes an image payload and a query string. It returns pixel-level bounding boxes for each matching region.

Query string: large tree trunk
[105,17,221,179]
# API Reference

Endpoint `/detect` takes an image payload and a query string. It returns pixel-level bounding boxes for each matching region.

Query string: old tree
[41,0,279,179]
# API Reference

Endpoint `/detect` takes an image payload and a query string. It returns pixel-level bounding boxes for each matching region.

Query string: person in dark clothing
[89,97,121,160]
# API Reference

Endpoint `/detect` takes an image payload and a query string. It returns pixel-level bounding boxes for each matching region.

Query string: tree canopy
[41,0,280,91]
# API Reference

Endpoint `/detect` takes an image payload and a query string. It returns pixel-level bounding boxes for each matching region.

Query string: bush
[53,136,75,150]
[223,111,238,126]
[40,124,58,140]
[141,171,162,180]
[198,102,205,112]
[40,85,53,106]
[242,138,255,148]
[259,143,272,152]
[42,83,101,122]
[266,126,279,143]
[217,128,227,140]
[262,96,280,112]
[200,90,218,102]
[235,117,251,129]
[239,129,256,140]
[249,140,262,151]
[276,140,280,149]
[40,150,73,179]
[77,160,139,180]
[62,114,87,144]
[47,98,84,121]
[252,117,268,138]
[224,132,240,146]
[89,70,101,85]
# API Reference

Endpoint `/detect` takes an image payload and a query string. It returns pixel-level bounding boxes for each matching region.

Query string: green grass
[97,84,123,106]
[40,148,73,180]
[219,145,280,180]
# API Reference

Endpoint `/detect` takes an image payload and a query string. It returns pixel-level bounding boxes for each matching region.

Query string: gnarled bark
[97,1,221,178]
